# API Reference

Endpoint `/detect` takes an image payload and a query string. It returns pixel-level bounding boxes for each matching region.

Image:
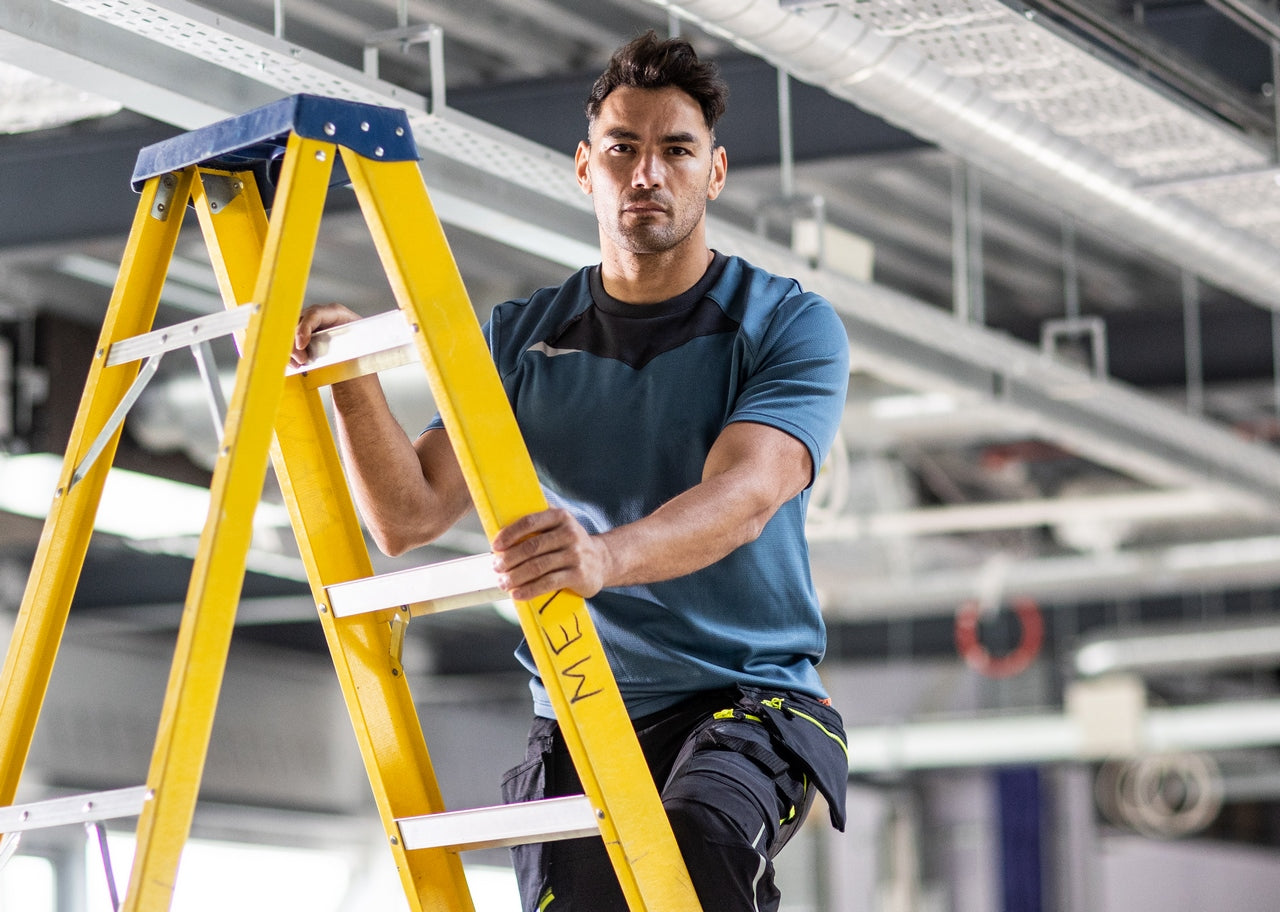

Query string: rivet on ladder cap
[316,150,327,162]
[361,122,370,132]
[375,147,385,157]
[324,123,336,136]
[83,802,94,812]
[395,127,405,137]
[19,811,28,823]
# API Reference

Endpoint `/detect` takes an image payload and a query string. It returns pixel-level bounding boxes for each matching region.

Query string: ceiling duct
[648,0,1280,310]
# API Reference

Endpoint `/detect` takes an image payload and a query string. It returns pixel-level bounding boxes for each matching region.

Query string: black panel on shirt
[541,252,738,369]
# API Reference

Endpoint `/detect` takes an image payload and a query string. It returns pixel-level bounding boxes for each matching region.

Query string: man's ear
[575,140,592,194]
[707,145,728,201]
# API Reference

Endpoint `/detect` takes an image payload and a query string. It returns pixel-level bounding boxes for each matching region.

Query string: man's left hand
[491,508,613,601]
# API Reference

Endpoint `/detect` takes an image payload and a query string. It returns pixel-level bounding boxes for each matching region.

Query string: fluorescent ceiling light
[0,452,287,540]
[57,253,224,314]
[0,62,120,133]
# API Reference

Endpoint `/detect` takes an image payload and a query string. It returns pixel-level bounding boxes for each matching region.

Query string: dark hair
[585,30,729,135]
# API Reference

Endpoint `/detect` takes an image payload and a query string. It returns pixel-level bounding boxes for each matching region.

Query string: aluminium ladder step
[396,794,600,853]
[286,309,417,388]
[0,785,152,833]
[325,553,504,618]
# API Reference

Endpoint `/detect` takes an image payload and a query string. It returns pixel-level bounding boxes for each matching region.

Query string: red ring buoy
[954,597,1044,678]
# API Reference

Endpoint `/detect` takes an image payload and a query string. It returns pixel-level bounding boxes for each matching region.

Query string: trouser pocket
[501,719,556,912]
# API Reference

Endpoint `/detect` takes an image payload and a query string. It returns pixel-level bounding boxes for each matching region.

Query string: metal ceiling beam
[807,488,1243,541]
[846,697,1280,772]
[1205,0,1280,44]
[818,534,1280,619]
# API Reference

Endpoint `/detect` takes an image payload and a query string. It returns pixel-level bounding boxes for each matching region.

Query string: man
[293,31,850,912]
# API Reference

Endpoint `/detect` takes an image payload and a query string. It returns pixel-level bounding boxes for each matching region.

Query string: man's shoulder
[709,254,833,331]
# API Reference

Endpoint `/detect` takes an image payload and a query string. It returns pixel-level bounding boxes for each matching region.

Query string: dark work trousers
[500,686,848,912]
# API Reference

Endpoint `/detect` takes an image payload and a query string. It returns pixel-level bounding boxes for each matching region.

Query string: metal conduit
[649,0,1280,310]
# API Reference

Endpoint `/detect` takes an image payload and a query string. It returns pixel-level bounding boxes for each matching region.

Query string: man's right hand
[291,302,362,368]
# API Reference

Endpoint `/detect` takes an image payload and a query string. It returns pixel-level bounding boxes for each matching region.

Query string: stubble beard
[606,197,704,256]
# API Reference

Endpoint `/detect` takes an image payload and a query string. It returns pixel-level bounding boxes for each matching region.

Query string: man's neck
[599,243,714,305]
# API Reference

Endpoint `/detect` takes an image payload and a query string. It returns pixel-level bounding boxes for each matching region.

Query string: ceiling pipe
[819,534,1280,619]
[647,0,1280,310]
[1074,621,1280,677]
[846,698,1280,772]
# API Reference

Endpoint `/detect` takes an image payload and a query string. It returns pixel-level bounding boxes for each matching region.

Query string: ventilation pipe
[648,0,1280,309]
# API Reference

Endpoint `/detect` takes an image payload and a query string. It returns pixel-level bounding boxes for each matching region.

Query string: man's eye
[610,143,633,153]
[668,147,692,156]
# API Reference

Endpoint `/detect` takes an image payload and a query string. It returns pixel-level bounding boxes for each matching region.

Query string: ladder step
[286,310,417,388]
[325,553,504,618]
[397,795,600,852]
[107,307,252,367]
[0,786,152,833]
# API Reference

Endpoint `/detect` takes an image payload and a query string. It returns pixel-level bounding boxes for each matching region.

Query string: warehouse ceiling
[3,0,1280,663]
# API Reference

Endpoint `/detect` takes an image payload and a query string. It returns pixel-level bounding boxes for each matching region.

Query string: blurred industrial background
[5,0,1280,908]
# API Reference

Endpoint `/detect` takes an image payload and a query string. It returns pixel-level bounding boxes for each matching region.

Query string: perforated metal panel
[53,0,589,212]
[834,0,1268,182]
[1154,171,1280,250]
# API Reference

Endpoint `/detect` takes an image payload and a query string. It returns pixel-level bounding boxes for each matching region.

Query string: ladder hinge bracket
[389,608,409,677]
[150,173,181,221]
[200,173,246,214]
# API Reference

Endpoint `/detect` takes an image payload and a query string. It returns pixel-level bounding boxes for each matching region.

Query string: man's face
[576,85,727,257]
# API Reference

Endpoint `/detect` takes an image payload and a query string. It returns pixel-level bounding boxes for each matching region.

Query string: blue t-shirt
[430,252,849,718]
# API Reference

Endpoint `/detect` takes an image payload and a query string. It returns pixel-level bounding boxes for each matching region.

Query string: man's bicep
[704,421,812,506]
[414,427,474,523]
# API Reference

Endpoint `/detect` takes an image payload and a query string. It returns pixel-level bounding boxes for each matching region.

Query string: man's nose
[632,153,663,188]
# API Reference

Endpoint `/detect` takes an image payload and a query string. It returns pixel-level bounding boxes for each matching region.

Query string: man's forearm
[491,422,810,600]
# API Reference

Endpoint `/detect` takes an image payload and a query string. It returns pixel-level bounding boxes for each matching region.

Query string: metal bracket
[754,194,827,269]
[87,820,123,912]
[150,172,180,221]
[364,23,445,114]
[1041,316,1109,379]
[200,173,246,214]
[70,353,163,489]
[71,308,252,491]
[389,607,409,677]
[0,831,19,873]
[191,339,229,445]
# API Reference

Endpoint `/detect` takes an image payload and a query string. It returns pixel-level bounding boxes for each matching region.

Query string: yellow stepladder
[0,95,701,912]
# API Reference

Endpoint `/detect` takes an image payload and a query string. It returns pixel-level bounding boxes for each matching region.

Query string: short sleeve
[727,293,849,487]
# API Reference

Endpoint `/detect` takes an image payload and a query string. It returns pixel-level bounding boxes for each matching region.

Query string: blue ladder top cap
[131,94,419,207]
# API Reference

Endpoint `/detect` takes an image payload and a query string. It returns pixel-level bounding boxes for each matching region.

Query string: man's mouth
[623,196,667,215]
